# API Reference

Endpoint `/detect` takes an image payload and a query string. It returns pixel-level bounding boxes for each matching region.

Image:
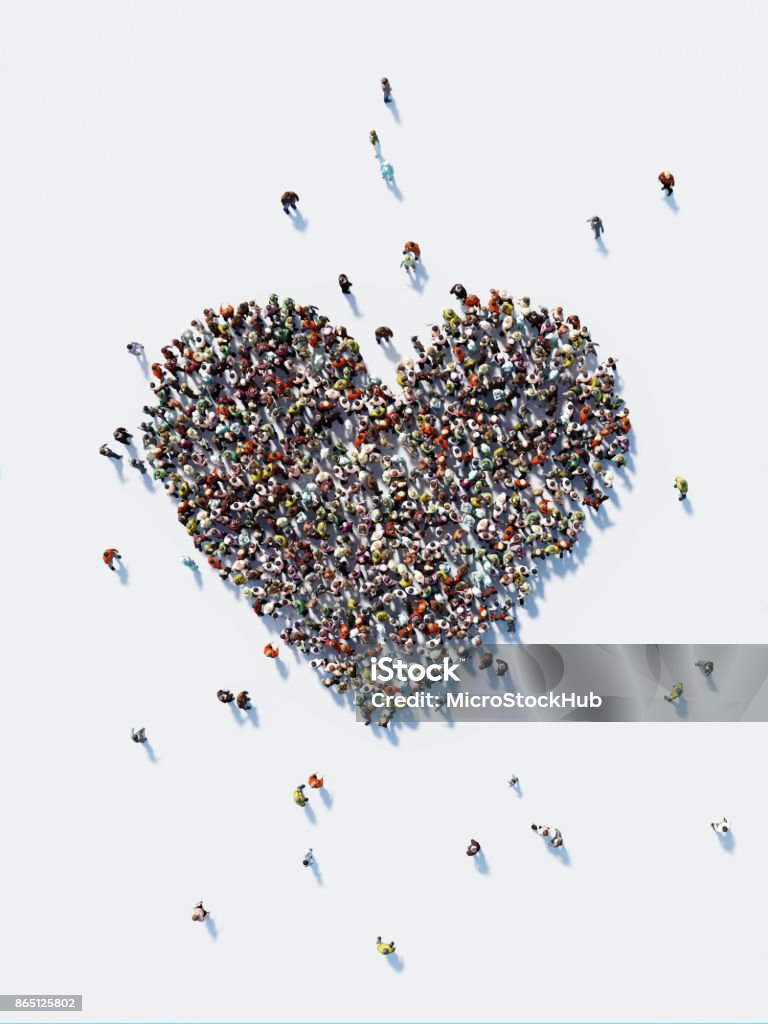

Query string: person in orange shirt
[102,548,121,571]
[403,240,421,260]
[264,643,279,658]
[308,773,324,789]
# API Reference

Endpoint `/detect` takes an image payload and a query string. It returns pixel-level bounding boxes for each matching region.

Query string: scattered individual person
[181,555,199,570]
[217,689,235,703]
[479,651,493,671]
[376,937,396,955]
[380,162,395,182]
[113,427,133,445]
[281,190,299,215]
[531,824,550,837]
[303,848,315,867]
[495,658,509,677]
[695,659,714,676]
[550,828,564,848]
[400,253,417,273]
[508,775,519,788]
[264,643,279,659]
[126,342,145,356]
[674,476,688,502]
[236,690,251,710]
[403,241,421,261]
[466,838,481,856]
[131,728,147,743]
[103,548,122,571]
[293,784,309,807]
[369,129,379,148]
[338,274,353,294]
[192,901,209,922]
[664,682,684,703]
[99,443,122,460]
[381,77,392,103]
[658,170,675,196]
[711,817,730,834]
[450,283,467,302]
[587,216,604,240]
[130,458,147,474]
[308,773,324,789]
[375,326,394,346]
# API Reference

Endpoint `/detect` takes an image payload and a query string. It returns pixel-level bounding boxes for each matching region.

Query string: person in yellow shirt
[376,937,396,956]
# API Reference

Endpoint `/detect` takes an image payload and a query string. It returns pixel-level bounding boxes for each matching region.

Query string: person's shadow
[384,177,403,201]
[663,193,679,214]
[309,860,323,885]
[387,953,404,971]
[108,457,126,483]
[547,844,571,866]
[596,236,609,256]
[319,788,333,808]
[682,497,694,516]
[116,562,129,586]
[472,850,489,875]
[407,271,425,294]
[303,803,317,825]
[291,210,308,232]
[386,100,401,124]
[137,352,150,378]
[668,695,689,719]
[205,915,219,940]
[142,741,158,763]
[343,292,363,318]
[715,829,735,853]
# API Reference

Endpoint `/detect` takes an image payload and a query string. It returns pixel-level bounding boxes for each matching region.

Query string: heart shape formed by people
[139,290,630,680]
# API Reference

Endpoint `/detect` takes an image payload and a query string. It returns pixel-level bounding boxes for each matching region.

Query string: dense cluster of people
[122,288,628,694]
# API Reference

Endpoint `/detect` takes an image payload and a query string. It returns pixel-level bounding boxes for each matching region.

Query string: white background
[2,1,768,1021]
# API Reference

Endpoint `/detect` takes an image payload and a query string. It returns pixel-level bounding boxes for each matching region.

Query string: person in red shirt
[102,548,121,571]
[658,170,675,196]
[308,773,324,789]
[403,241,421,261]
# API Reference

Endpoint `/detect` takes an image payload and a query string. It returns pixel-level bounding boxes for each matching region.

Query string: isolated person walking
[103,548,122,571]
[192,901,209,922]
[658,170,675,196]
[587,216,604,241]
[664,682,684,703]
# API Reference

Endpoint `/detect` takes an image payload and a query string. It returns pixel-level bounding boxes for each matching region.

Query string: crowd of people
[111,286,630,699]
[98,75,713,950]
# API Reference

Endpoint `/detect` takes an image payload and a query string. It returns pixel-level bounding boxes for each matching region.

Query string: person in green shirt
[674,476,688,502]
[664,682,684,703]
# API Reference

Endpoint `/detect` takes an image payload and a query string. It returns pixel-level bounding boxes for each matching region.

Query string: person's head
[302,858,309,866]
[721,825,729,832]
